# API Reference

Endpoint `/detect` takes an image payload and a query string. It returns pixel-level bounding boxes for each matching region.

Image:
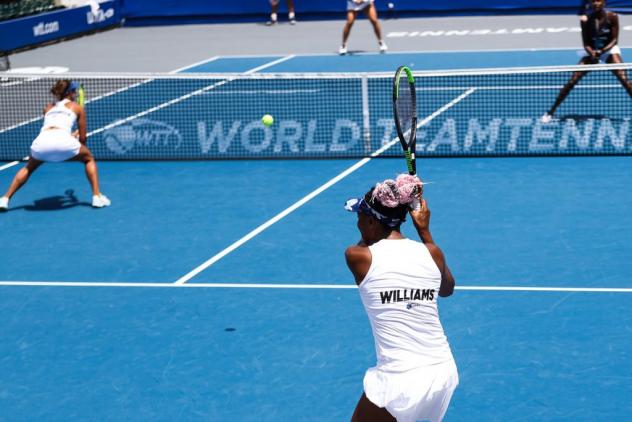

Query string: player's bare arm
[345,245,372,285]
[600,12,619,53]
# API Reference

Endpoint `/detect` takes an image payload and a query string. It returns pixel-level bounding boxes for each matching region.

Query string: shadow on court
[558,114,626,122]
[10,189,91,211]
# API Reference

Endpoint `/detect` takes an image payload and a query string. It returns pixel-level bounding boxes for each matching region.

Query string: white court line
[175,88,476,285]
[0,56,222,138]
[168,55,220,74]
[197,46,630,59]
[418,84,624,92]
[83,55,296,138]
[0,161,22,171]
[1,280,631,292]
[0,55,296,172]
[243,55,296,74]
[202,89,320,95]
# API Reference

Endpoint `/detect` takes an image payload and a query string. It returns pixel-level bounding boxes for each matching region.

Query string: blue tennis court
[1,49,632,420]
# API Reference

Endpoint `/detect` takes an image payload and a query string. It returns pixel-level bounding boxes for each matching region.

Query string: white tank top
[41,99,77,133]
[359,238,454,372]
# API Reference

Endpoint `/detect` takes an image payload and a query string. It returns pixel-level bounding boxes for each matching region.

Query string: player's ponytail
[50,79,71,100]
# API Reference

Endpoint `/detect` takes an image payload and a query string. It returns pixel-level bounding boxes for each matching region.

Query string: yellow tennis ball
[262,114,274,127]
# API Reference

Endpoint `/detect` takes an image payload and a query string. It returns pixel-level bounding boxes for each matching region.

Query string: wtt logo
[86,8,115,24]
[103,119,182,155]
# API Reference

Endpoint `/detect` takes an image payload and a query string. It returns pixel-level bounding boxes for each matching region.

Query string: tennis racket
[392,65,421,208]
[77,83,85,106]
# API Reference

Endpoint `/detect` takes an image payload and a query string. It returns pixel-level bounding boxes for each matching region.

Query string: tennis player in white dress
[345,174,458,422]
[339,0,387,55]
[0,79,110,211]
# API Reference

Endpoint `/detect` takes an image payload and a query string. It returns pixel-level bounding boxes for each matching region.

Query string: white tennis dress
[347,0,372,12]
[359,238,458,422]
[30,99,81,162]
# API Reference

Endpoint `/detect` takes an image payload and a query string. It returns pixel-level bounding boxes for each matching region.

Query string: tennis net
[2,64,632,160]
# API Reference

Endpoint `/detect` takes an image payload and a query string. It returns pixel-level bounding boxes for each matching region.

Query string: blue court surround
[1,49,632,420]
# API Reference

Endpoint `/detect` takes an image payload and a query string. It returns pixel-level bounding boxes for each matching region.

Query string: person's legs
[365,3,386,51]
[351,393,396,422]
[2,158,44,203]
[69,145,110,207]
[70,145,101,196]
[287,0,295,24]
[340,11,357,54]
[267,0,279,25]
[542,57,591,121]
[607,54,632,97]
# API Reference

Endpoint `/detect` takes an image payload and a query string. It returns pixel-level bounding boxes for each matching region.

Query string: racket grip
[410,197,421,210]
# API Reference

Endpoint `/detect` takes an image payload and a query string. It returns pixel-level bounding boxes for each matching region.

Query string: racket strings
[395,76,414,138]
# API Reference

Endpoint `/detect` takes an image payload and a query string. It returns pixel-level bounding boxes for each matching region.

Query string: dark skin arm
[345,240,372,286]
[345,199,455,296]
[582,12,619,58]
[599,12,619,54]
[410,199,456,297]
[581,19,598,59]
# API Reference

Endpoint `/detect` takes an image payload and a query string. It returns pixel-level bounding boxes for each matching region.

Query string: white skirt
[363,359,459,422]
[347,0,373,12]
[30,129,81,162]
[600,45,622,61]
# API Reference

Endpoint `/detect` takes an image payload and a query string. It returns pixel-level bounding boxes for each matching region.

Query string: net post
[0,50,10,72]
[361,73,371,154]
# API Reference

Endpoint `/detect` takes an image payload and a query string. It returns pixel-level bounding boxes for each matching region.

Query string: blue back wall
[120,1,632,23]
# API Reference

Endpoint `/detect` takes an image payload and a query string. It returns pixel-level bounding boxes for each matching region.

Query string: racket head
[77,84,85,106]
[392,65,417,175]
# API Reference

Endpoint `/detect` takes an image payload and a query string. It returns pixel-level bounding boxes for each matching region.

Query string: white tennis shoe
[339,45,348,55]
[540,113,553,124]
[0,196,8,212]
[379,41,388,53]
[92,194,111,208]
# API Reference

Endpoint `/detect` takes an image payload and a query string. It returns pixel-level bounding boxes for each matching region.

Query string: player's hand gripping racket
[392,65,421,209]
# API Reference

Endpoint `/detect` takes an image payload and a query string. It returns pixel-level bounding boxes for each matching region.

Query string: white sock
[289,12,295,20]
[270,12,277,21]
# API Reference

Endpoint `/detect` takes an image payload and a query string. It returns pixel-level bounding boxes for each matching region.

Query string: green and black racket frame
[77,83,85,106]
[392,65,418,176]
[392,65,422,208]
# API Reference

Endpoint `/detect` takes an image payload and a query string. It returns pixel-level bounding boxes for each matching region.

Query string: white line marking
[417,84,624,91]
[243,55,296,74]
[175,88,476,285]
[0,55,295,171]
[202,89,320,95]
[0,159,25,171]
[192,47,631,59]
[457,286,632,293]
[85,55,295,137]
[168,56,221,74]
[0,280,631,292]
[0,76,40,88]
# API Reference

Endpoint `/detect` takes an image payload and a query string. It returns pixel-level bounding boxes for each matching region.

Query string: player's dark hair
[51,80,71,100]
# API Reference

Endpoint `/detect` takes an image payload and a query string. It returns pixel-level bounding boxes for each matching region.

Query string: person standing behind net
[541,0,632,123]
[344,174,458,422]
[339,0,387,55]
[579,0,592,21]
[0,80,110,211]
[266,0,296,25]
